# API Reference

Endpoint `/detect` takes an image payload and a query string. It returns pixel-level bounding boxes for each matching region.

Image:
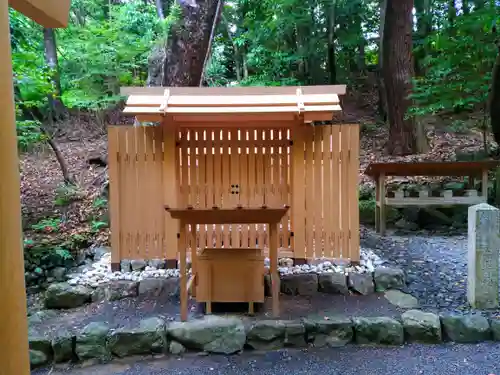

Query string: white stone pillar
[468,203,500,309]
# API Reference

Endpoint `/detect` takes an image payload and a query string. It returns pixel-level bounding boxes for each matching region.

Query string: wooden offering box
[196,248,265,305]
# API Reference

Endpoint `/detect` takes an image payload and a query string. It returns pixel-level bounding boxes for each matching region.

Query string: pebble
[67,248,384,288]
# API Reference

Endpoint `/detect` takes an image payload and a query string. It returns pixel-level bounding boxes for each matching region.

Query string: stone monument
[467,203,500,309]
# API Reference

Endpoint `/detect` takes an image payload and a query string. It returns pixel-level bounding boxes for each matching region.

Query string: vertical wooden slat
[108,126,121,265]
[229,129,240,247]
[143,127,155,259]
[119,129,130,259]
[221,130,231,246]
[347,124,360,261]
[255,130,266,247]
[240,129,249,247]
[123,128,134,259]
[340,126,350,258]
[206,130,215,247]
[199,130,207,249]
[313,127,323,258]
[153,126,164,259]
[323,126,333,258]
[136,127,148,259]
[291,126,306,260]
[190,130,199,251]
[248,130,257,247]
[213,130,223,247]
[164,124,179,263]
[283,129,291,249]
[331,125,341,259]
[133,128,143,258]
[305,127,314,258]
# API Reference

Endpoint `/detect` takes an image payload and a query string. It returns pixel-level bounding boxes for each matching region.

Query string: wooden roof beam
[126,93,341,108]
[9,0,71,27]
[120,85,347,97]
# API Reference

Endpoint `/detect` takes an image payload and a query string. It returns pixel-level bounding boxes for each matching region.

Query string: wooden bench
[166,205,289,321]
[364,161,500,235]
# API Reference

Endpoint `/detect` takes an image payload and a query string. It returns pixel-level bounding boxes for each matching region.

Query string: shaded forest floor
[20,92,489,251]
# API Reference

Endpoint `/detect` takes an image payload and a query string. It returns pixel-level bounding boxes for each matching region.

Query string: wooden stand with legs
[166,206,288,321]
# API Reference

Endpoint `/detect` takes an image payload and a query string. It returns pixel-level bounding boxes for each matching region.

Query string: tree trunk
[489,40,500,146]
[155,0,165,19]
[448,0,456,29]
[414,0,432,75]
[147,0,224,87]
[326,0,337,84]
[474,0,486,9]
[222,14,241,81]
[463,0,470,14]
[377,0,387,120]
[382,0,418,155]
[43,28,65,119]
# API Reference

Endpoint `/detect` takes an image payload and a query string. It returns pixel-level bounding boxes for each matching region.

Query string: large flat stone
[318,273,349,295]
[348,273,374,295]
[303,316,353,347]
[280,273,318,296]
[168,316,246,354]
[138,277,179,297]
[353,317,404,345]
[441,314,491,343]
[45,282,92,309]
[107,317,167,357]
[374,267,405,291]
[384,290,419,309]
[75,322,111,361]
[401,310,442,343]
[52,330,75,362]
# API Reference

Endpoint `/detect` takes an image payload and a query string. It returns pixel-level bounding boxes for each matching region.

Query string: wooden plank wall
[177,128,291,253]
[108,123,360,263]
[108,126,166,261]
[292,124,360,261]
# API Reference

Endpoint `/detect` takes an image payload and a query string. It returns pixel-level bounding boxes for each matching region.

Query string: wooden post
[291,125,306,264]
[375,173,386,235]
[179,221,188,321]
[269,221,280,317]
[482,169,489,200]
[163,124,179,268]
[0,0,31,373]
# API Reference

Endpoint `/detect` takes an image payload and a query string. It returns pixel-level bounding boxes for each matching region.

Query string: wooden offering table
[166,206,289,321]
[364,160,500,235]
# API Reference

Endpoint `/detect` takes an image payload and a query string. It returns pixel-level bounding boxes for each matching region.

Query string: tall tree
[147,0,224,86]
[43,28,64,118]
[382,0,417,155]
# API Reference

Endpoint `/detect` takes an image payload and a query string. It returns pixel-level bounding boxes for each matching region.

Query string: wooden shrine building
[111,85,361,320]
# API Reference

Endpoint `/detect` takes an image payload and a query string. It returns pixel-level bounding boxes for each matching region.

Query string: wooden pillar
[0,0,31,373]
[269,221,280,317]
[179,221,188,321]
[163,124,178,268]
[291,125,306,264]
[375,173,386,235]
[482,169,489,200]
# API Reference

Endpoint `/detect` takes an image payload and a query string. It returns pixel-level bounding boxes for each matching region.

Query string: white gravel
[67,248,385,288]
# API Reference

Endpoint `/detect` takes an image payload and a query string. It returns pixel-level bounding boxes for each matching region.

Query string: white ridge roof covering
[121,85,345,125]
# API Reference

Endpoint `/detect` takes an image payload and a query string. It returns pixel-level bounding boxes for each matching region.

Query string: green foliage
[31,218,62,233]
[17,119,46,151]
[54,184,86,206]
[58,0,160,109]
[410,8,497,117]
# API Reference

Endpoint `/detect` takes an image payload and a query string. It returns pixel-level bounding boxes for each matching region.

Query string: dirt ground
[29,291,402,336]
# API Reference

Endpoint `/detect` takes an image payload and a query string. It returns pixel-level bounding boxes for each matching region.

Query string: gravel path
[360,226,499,316]
[33,343,500,375]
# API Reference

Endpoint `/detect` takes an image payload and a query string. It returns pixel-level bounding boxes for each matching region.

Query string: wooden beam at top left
[9,0,71,28]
